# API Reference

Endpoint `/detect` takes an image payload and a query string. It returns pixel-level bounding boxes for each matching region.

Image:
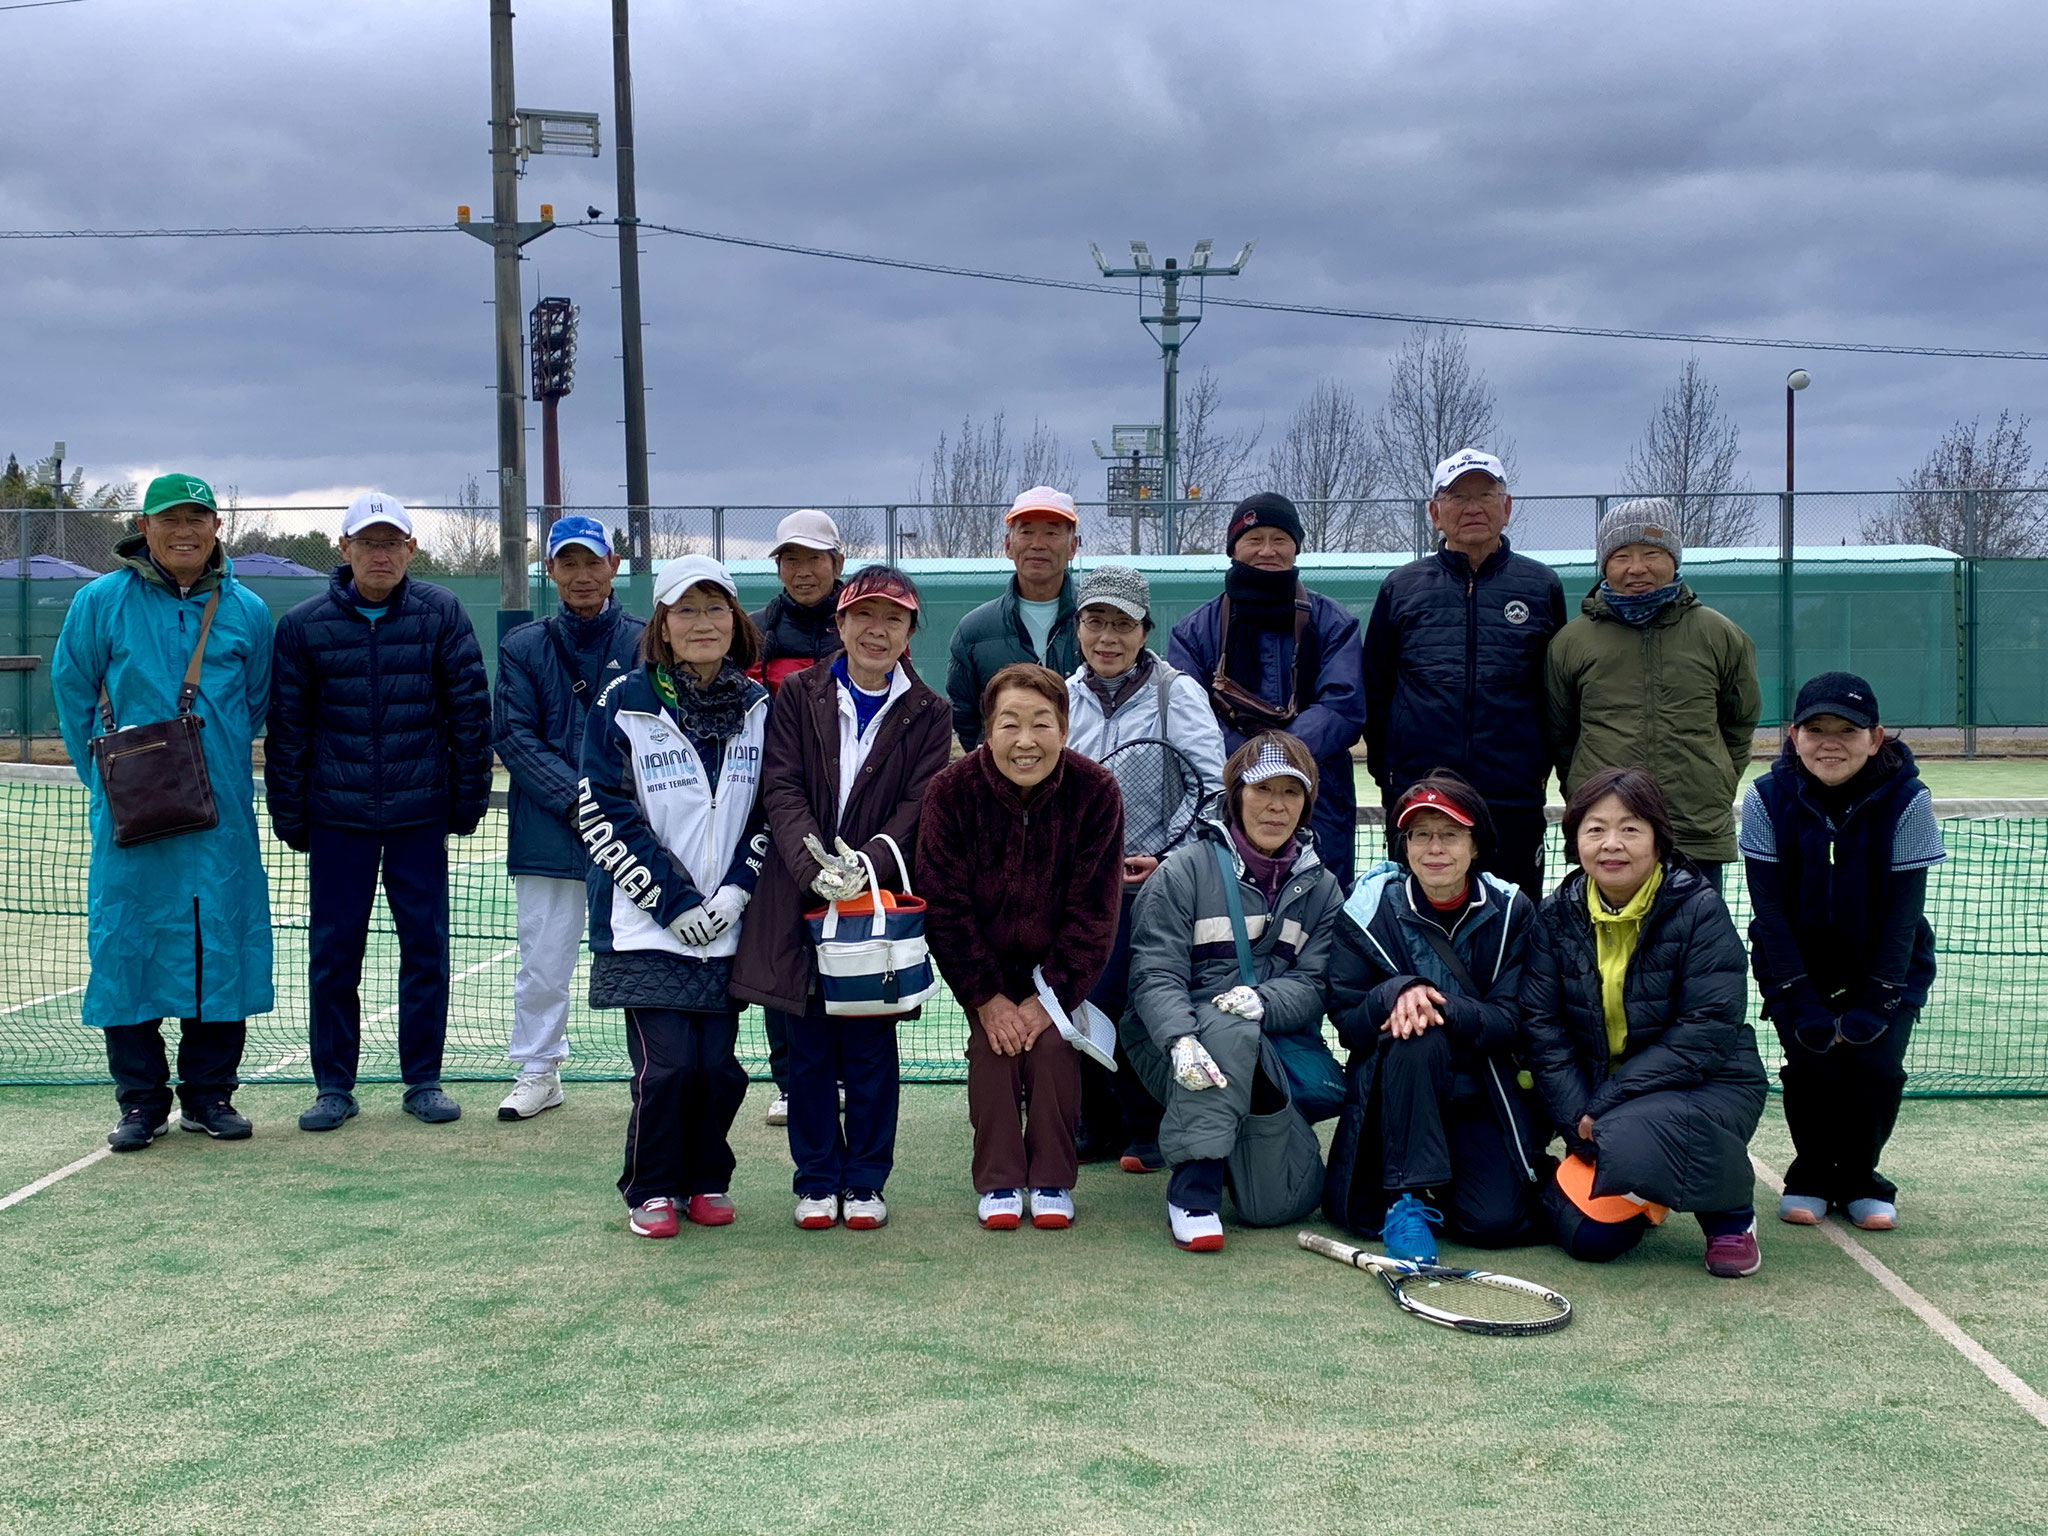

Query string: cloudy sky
[5,0,2045,545]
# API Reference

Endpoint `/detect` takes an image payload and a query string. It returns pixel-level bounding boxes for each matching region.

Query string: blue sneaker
[1381,1193,1442,1264]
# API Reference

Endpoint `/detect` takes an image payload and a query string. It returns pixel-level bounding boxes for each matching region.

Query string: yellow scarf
[1587,865,1664,1061]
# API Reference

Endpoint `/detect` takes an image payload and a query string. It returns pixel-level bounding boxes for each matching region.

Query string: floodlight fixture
[1089,241,1111,275]
[1222,240,1256,274]
[517,107,602,161]
[1128,240,1153,272]
[1190,239,1213,272]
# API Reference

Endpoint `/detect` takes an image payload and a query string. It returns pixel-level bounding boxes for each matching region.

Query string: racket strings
[1396,1273,1569,1325]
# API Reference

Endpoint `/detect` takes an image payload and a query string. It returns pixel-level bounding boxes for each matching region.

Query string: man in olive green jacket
[1546,501,1760,887]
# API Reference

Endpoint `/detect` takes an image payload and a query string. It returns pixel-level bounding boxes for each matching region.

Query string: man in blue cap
[493,516,644,1118]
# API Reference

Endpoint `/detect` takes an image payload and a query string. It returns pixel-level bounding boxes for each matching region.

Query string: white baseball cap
[769,509,843,555]
[341,492,414,538]
[653,553,738,608]
[1006,485,1079,525]
[1430,450,1508,497]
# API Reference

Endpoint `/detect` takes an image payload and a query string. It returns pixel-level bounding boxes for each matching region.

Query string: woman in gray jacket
[1125,732,1346,1252]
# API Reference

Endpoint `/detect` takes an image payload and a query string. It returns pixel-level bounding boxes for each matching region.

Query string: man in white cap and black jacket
[750,509,846,697]
[1167,493,1366,886]
[1363,450,1566,900]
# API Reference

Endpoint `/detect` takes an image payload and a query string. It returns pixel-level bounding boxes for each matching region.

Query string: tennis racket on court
[1297,1231,1572,1336]
[1098,736,1205,861]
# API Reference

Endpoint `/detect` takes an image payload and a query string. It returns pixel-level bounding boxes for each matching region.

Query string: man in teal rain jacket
[51,472,275,1151]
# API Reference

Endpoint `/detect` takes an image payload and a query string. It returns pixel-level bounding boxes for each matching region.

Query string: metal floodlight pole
[612,0,652,617]
[530,296,577,514]
[1091,238,1254,553]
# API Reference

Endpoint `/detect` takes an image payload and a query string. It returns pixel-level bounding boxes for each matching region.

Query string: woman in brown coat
[731,565,952,1232]
[918,662,1125,1231]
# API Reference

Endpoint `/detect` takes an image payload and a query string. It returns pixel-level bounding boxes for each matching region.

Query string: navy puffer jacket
[495,600,645,878]
[267,569,492,845]
[1362,540,1565,810]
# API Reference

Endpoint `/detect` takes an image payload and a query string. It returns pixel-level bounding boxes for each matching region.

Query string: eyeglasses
[667,601,733,625]
[1078,614,1139,635]
[1405,826,1473,847]
[1435,489,1504,507]
[351,538,410,553]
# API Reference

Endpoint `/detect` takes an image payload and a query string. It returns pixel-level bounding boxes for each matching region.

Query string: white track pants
[509,875,586,1073]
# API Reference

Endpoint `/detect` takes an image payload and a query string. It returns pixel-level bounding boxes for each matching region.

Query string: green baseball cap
[142,473,219,517]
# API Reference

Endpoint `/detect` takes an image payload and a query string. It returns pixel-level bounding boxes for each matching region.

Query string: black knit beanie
[1226,492,1305,556]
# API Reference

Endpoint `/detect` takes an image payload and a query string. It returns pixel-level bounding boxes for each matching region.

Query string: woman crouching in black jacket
[1520,766,1768,1278]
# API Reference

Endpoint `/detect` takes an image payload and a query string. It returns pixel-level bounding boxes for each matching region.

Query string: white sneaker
[1028,1188,1075,1229]
[765,1092,790,1127]
[795,1193,839,1230]
[497,1070,563,1121]
[842,1189,888,1230]
[978,1189,1024,1230]
[1168,1201,1225,1252]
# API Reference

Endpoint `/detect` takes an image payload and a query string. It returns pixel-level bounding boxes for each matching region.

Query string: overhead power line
[5,217,2045,362]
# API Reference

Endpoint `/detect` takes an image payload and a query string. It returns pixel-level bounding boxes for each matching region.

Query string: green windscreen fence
[0,765,2042,1096]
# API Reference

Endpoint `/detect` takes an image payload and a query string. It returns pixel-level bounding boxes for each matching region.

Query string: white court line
[0,983,86,1018]
[1751,1154,2048,1430]
[0,1146,114,1212]
[2,946,524,1211]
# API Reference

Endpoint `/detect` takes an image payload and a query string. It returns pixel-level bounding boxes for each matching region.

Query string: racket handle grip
[1297,1231,1363,1265]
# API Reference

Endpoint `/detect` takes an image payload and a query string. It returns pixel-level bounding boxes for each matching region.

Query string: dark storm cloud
[5,0,2047,531]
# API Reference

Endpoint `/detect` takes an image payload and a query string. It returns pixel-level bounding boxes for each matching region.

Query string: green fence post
[1777,491,1795,725]
[15,507,28,762]
[1962,488,1979,758]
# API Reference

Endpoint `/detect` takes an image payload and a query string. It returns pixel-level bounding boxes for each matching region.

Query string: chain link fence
[3,490,2045,747]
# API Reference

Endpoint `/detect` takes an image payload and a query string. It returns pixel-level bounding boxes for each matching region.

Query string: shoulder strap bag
[90,591,222,848]
[1207,589,1316,735]
[541,617,590,701]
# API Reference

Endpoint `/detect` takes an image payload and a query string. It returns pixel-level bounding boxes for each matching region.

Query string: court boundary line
[1751,1153,2048,1429]
[0,1145,113,1212]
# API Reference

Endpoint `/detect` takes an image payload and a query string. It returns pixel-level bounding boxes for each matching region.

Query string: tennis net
[0,764,2041,1095]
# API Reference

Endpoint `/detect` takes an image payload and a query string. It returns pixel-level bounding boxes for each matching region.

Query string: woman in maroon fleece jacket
[918,662,1125,1231]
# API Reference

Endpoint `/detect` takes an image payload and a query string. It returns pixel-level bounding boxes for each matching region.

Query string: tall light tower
[1091,238,1253,553]
[530,296,578,513]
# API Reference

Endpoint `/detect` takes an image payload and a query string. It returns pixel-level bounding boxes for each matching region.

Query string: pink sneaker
[628,1196,680,1239]
[686,1193,735,1227]
[1704,1223,1762,1278]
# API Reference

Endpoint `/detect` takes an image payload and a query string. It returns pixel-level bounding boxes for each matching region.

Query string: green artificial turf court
[2,1082,2045,1534]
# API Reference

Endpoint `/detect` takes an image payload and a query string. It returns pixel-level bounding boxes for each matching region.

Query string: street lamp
[1780,369,1811,724]
[1090,238,1254,553]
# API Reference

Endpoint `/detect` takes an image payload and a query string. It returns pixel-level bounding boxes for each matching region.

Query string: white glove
[704,884,749,931]
[1171,1035,1229,1092]
[803,833,869,901]
[668,904,723,947]
[1211,984,1265,1022]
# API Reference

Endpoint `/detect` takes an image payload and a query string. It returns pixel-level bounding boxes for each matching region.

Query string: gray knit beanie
[1597,499,1683,570]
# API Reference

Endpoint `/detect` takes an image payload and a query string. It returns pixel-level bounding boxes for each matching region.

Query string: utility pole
[1091,238,1253,553]
[488,0,530,635]
[461,4,587,636]
[612,0,652,617]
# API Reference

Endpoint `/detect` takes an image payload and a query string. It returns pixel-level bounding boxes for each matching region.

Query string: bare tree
[910,413,1076,557]
[1261,380,1400,552]
[1374,325,1517,499]
[1863,411,2048,555]
[1166,367,1264,554]
[835,506,882,559]
[1618,356,1759,546]
[431,474,499,575]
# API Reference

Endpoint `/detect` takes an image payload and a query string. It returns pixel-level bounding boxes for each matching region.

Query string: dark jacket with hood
[1740,739,1945,1043]
[945,573,1081,749]
[917,745,1124,1017]
[1546,582,1761,862]
[1362,538,1566,811]
[731,652,953,1015]
[750,582,845,695]
[1321,861,1550,1237]
[1168,578,1366,884]
[1520,859,1767,1212]
[495,599,645,878]
[267,567,491,846]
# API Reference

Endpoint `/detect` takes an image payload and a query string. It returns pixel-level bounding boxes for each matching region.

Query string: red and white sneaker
[842,1189,888,1230]
[686,1193,735,1227]
[978,1189,1023,1230]
[1169,1202,1225,1253]
[795,1194,840,1230]
[628,1196,680,1239]
[1704,1222,1763,1278]
[1028,1188,1075,1229]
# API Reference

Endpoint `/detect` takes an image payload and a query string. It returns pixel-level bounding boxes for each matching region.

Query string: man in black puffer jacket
[267,494,492,1133]
[1363,450,1565,898]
